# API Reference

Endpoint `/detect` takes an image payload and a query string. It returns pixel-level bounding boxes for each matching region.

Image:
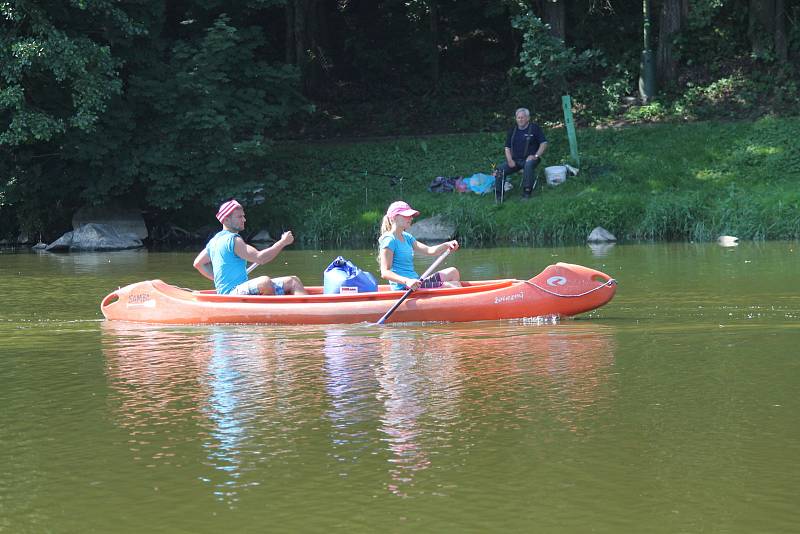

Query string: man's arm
[505,146,515,167]
[532,124,548,158]
[527,141,548,161]
[504,128,515,166]
[193,249,214,281]
[233,231,295,266]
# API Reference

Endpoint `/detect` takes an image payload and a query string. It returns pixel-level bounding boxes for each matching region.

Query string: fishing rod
[322,164,405,186]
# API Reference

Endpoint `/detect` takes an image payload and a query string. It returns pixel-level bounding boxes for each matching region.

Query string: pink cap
[386,201,420,218]
[216,199,243,223]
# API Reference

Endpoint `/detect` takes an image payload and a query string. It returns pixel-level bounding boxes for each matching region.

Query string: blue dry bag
[323,256,378,294]
[465,173,495,194]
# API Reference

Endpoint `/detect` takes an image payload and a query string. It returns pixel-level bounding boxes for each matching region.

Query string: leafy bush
[511,13,601,104]
[624,101,669,122]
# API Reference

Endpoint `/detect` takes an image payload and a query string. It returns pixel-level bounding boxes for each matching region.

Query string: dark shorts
[420,272,443,289]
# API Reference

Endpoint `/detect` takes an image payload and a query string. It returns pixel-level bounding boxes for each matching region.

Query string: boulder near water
[46,205,148,251]
[410,215,456,242]
[46,223,143,251]
[249,230,275,244]
[587,227,617,243]
[72,206,148,240]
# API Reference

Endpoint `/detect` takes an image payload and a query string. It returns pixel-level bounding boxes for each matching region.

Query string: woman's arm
[412,239,459,256]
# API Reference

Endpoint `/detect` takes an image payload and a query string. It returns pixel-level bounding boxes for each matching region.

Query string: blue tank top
[378,231,418,290]
[206,230,247,294]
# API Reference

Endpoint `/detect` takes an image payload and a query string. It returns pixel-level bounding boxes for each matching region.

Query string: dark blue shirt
[505,123,547,160]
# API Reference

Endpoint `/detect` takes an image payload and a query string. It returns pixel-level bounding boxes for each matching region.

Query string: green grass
[249,117,800,245]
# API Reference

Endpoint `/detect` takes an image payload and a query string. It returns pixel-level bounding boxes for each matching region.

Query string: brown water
[1,242,798,532]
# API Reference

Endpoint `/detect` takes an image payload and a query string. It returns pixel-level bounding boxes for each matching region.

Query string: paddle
[376,248,452,325]
[246,262,260,275]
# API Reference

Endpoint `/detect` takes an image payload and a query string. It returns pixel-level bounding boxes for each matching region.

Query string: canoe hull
[100,263,616,325]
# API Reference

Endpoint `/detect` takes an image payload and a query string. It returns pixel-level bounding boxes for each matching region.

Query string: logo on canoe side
[494,291,524,305]
[546,276,567,287]
[127,292,155,307]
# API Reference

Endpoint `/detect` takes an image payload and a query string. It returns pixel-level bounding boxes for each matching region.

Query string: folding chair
[494,167,540,204]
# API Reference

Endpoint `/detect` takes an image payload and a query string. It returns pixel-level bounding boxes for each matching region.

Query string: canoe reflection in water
[103,320,616,501]
[324,323,616,496]
[103,322,331,505]
[324,328,464,496]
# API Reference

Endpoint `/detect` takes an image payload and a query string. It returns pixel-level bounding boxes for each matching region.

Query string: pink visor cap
[386,201,420,218]
[216,199,243,223]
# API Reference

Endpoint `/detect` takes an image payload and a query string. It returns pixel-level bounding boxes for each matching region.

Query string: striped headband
[216,199,243,223]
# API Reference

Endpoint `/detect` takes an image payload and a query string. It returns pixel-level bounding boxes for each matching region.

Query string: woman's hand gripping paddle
[375,248,452,325]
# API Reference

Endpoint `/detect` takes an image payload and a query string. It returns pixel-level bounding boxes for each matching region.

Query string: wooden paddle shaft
[376,248,452,325]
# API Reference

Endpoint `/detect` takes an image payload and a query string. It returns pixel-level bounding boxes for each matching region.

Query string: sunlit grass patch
[694,168,729,183]
[270,117,800,245]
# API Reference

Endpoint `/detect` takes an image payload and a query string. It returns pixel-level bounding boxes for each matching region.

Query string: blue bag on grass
[465,173,495,194]
[323,256,378,294]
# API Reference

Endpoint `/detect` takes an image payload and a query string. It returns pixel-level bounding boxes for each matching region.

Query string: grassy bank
[247,116,800,246]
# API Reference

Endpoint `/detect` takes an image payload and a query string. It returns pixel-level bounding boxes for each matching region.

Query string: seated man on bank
[193,199,307,295]
[495,107,548,200]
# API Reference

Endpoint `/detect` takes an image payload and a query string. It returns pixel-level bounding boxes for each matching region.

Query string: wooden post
[561,95,580,166]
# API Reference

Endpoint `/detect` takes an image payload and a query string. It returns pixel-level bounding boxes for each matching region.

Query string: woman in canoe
[378,200,461,290]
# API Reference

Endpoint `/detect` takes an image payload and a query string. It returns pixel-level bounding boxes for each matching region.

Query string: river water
[1,242,798,533]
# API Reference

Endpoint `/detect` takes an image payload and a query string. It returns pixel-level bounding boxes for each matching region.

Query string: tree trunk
[774,0,787,62]
[285,1,295,64]
[289,0,330,96]
[748,0,776,58]
[656,0,682,85]
[292,0,307,72]
[543,0,566,40]
[428,0,440,85]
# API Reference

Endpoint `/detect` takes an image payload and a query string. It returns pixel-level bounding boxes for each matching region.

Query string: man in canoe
[193,199,307,295]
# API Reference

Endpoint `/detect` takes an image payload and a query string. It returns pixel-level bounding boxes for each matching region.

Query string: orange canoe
[100,262,616,325]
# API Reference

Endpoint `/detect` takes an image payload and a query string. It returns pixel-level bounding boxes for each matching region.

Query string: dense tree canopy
[1,0,798,238]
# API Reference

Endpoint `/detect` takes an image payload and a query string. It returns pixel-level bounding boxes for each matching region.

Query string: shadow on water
[101,320,617,504]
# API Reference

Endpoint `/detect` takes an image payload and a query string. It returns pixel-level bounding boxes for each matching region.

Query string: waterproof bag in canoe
[323,256,378,294]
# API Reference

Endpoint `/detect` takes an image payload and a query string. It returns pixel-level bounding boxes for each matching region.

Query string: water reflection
[324,323,617,496]
[469,324,614,437]
[103,323,328,506]
[34,249,149,274]
[588,242,616,257]
[103,320,616,501]
[323,329,382,457]
[376,330,449,495]
[193,330,273,501]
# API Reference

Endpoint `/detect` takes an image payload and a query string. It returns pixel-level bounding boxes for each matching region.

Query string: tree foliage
[1,0,306,236]
[0,1,136,145]
[1,0,799,238]
[512,12,601,102]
